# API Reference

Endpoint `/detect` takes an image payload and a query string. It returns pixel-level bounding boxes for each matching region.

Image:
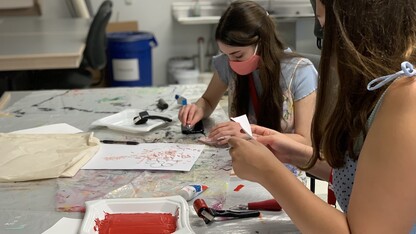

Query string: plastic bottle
[178,184,208,201]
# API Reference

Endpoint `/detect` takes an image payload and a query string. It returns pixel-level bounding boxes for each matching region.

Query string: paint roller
[193,199,261,224]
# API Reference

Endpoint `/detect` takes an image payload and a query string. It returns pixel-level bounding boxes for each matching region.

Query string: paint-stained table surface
[0,85,298,234]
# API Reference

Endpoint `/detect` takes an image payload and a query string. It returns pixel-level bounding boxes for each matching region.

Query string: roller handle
[247,199,282,211]
[212,209,260,218]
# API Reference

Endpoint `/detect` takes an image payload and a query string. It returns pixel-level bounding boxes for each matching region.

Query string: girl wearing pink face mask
[178,1,318,151]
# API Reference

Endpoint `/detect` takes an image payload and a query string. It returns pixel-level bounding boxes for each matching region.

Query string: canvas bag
[0,132,100,182]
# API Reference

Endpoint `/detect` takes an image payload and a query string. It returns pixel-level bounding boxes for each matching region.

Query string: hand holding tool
[181,120,204,135]
[193,199,260,224]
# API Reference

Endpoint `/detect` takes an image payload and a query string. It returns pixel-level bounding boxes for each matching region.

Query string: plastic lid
[107,31,155,42]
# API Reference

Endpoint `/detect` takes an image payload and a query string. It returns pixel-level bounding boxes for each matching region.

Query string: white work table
[0,84,301,233]
[0,17,90,71]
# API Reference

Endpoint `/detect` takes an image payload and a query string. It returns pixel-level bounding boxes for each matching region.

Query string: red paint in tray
[94,212,177,234]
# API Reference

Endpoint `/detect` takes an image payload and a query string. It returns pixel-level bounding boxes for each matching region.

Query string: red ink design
[233,184,244,192]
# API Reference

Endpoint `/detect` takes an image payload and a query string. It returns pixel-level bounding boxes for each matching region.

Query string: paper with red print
[82,143,204,171]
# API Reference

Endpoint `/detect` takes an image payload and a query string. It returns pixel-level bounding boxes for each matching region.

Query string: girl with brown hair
[228,0,416,232]
[178,0,318,148]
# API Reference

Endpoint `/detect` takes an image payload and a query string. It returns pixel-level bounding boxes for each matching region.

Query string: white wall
[40,0,72,18]
[39,0,213,86]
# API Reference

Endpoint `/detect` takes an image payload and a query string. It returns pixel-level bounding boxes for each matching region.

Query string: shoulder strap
[367,61,415,90]
[367,61,416,127]
[288,58,305,98]
[367,92,387,128]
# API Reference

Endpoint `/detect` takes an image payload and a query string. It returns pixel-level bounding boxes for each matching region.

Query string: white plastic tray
[91,109,172,133]
[79,195,194,234]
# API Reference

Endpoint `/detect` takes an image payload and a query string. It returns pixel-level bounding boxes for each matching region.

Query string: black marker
[100,140,139,145]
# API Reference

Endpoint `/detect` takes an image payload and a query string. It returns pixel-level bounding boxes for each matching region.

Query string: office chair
[298,52,320,70]
[32,0,112,90]
[295,51,321,193]
[309,0,324,49]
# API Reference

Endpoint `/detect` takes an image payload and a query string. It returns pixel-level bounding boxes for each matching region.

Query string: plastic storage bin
[167,57,199,84]
[172,69,199,84]
[107,32,157,86]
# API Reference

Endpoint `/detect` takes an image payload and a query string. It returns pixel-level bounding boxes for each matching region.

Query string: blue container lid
[107,31,155,42]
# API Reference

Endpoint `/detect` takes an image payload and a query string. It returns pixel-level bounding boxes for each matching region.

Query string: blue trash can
[106,32,158,86]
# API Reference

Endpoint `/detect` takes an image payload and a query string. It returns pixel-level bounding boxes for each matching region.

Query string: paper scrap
[230,114,253,138]
[41,217,82,234]
[11,123,83,134]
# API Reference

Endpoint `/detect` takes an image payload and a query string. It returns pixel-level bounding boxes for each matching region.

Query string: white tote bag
[0,132,100,182]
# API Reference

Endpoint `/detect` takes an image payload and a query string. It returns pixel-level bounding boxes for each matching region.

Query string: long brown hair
[308,0,416,169]
[215,0,289,132]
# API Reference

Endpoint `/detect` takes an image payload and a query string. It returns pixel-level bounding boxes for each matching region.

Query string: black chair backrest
[299,52,321,71]
[309,0,323,49]
[83,0,112,70]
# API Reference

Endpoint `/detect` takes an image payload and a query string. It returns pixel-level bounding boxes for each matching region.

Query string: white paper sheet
[230,114,253,138]
[42,217,82,234]
[11,123,83,134]
[82,143,204,171]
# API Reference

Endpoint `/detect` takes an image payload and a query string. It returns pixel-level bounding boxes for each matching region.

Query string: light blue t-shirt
[212,52,318,185]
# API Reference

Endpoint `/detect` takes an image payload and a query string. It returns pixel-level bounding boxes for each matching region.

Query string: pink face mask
[229,44,260,75]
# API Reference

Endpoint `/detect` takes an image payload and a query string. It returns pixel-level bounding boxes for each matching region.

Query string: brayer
[193,199,260,224]
[230,199,282,211]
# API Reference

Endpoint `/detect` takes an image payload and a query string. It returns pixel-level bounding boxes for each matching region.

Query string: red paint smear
[94,212,177,234]
[233,184,245,192]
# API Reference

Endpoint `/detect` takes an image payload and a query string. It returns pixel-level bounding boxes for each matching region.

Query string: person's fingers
[186,106,197,125]
[210,122,227,134]
[250,124,265,134]
[208,124,225,138]
[251,124,276,136]
[227,136,240,148]
[228,143,236,157]
[216,135,231,145]
[180,104,198,126]
[211,130,234,141]
[210,121,243,139]
[255,135,277,146]
[228,137,241,159]
[181,105,191,125]
[228,136,250,148]
[178,106,187,124]
[216,122,231,128]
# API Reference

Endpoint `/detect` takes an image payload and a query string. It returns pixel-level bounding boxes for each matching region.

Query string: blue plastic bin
[106,32,158,86]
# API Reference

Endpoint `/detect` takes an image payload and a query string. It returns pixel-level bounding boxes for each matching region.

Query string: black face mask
[310,0,324,50]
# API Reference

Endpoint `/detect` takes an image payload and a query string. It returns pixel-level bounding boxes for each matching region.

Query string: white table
[0,85,300,233]
[0,17,90,71]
